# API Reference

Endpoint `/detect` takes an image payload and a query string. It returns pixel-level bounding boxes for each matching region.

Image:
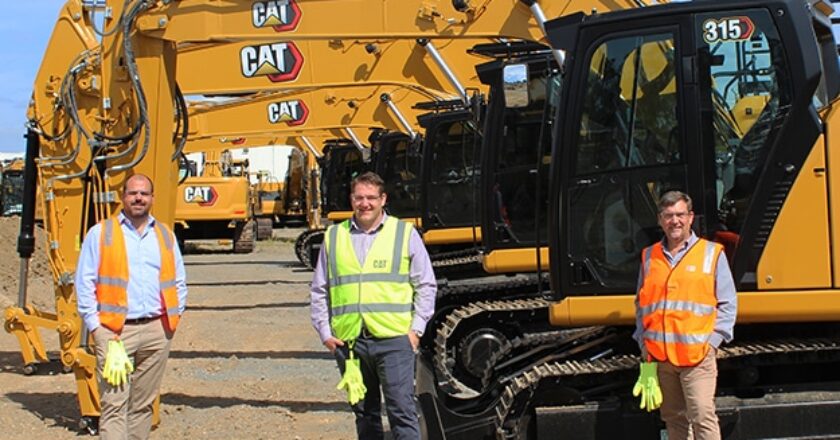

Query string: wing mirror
[503,63,529,108]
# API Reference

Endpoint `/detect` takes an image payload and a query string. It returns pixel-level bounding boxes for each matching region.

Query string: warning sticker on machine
[702,16,755,44]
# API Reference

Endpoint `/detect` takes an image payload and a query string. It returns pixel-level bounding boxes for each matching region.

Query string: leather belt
[124,315,161,325]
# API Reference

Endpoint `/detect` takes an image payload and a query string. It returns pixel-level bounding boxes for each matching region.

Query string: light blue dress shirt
[75,212,188,332]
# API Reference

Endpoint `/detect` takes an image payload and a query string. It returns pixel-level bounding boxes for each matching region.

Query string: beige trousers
[94,318,173,440]
[657,348,720,440]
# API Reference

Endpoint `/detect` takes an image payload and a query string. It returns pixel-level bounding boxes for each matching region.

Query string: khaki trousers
[657,348,720,440]
[94,318,173,440]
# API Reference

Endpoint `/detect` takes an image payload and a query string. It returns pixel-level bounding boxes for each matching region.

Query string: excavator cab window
[376,134,420,219]
[565,31,684,289]
[321,144,368,215]
[424,116,480,229]
[1,167,24,217]
[491,63,559,247]
[698,10,791,245]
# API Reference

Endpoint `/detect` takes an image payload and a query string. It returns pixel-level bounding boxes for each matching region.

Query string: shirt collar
[118,211,156,230]
[350,212,387,233]
[660,231,698,253]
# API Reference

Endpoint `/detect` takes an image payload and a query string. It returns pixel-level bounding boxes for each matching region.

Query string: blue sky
[0,1,65,153]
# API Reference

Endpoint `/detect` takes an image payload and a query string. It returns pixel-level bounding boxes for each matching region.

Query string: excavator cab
[418,108,482,234]
[547,0,835,294]
[480,53,559,253]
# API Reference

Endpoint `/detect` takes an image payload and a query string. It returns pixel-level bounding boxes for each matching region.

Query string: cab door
[552,12,701,295]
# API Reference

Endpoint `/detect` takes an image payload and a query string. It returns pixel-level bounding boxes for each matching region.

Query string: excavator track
[433,297,554,399]
[232,220,256,254]
[294,229,324,269]
[256,217,273,241]
[479,326,606,389]
[430,248,483,269]
[492,338,840,439]
[437,274,543,298]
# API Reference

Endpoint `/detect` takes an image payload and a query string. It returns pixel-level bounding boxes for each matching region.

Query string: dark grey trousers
[337,334,419,440]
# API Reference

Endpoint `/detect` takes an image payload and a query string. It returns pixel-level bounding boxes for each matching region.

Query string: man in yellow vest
[634,190,737,440]
[310,171,437,440]
[76,174,188,439]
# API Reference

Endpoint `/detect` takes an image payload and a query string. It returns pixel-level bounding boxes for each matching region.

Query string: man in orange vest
[634,190,737,440]
[75,174,187,439]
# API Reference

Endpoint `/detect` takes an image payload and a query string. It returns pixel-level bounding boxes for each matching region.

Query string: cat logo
[183,186,218,207]
[240,42,303,83]
[267,100,309,126]
[252,0,301,32]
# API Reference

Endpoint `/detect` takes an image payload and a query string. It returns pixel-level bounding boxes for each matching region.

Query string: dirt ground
[0,218,360,439]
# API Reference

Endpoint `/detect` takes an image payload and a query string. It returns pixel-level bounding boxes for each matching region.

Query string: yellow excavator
[8,0,678,434]
[175,149,259,252]
[415,1,840,439]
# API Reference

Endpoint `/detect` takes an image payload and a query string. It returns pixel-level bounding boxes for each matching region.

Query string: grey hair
[658,190,692,213]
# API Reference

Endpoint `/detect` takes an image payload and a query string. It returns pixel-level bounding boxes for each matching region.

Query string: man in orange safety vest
[634,190,737,440]
[76,173,187,439]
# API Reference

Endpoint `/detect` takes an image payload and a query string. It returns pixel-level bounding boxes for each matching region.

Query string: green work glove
[336,356,367,405]
[632,361,663,412]
[102,339,134,387]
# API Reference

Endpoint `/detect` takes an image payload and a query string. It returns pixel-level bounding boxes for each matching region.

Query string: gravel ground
[0,222,360,439]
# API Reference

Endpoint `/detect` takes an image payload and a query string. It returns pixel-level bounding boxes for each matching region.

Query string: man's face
[350,182,386,225]
[658,200,693,245]
[122,177,154,220]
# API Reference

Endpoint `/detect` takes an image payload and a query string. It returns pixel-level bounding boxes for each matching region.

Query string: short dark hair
[350,171,385,195]
[658,190,692,213]
[122,173,154,194]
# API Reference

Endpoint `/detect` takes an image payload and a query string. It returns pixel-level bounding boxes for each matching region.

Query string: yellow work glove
[102,339,134,387]
[632,361,663,412]
[336,354,367,405]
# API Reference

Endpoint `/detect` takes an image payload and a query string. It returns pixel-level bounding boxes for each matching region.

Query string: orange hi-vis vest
[96,217,180,333]
[638,238,723,367]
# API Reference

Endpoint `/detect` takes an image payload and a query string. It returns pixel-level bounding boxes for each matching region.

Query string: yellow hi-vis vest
[638,238,723,366]
[96,217,181,333]
[325,216,413,341]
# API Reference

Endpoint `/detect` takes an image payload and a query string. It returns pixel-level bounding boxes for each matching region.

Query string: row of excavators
[6,0,840,438]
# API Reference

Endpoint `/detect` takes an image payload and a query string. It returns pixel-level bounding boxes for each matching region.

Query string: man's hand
[324,337,345,353]
[408,331,420,352]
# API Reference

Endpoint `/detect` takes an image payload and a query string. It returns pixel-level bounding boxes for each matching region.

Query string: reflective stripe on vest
[326,217,413,340]
[638,239,721,366]
[96,217,180,332]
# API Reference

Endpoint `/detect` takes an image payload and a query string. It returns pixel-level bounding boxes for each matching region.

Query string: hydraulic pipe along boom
[417,39,469,105]
[381,94,418,140]
[299,136,322,159]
